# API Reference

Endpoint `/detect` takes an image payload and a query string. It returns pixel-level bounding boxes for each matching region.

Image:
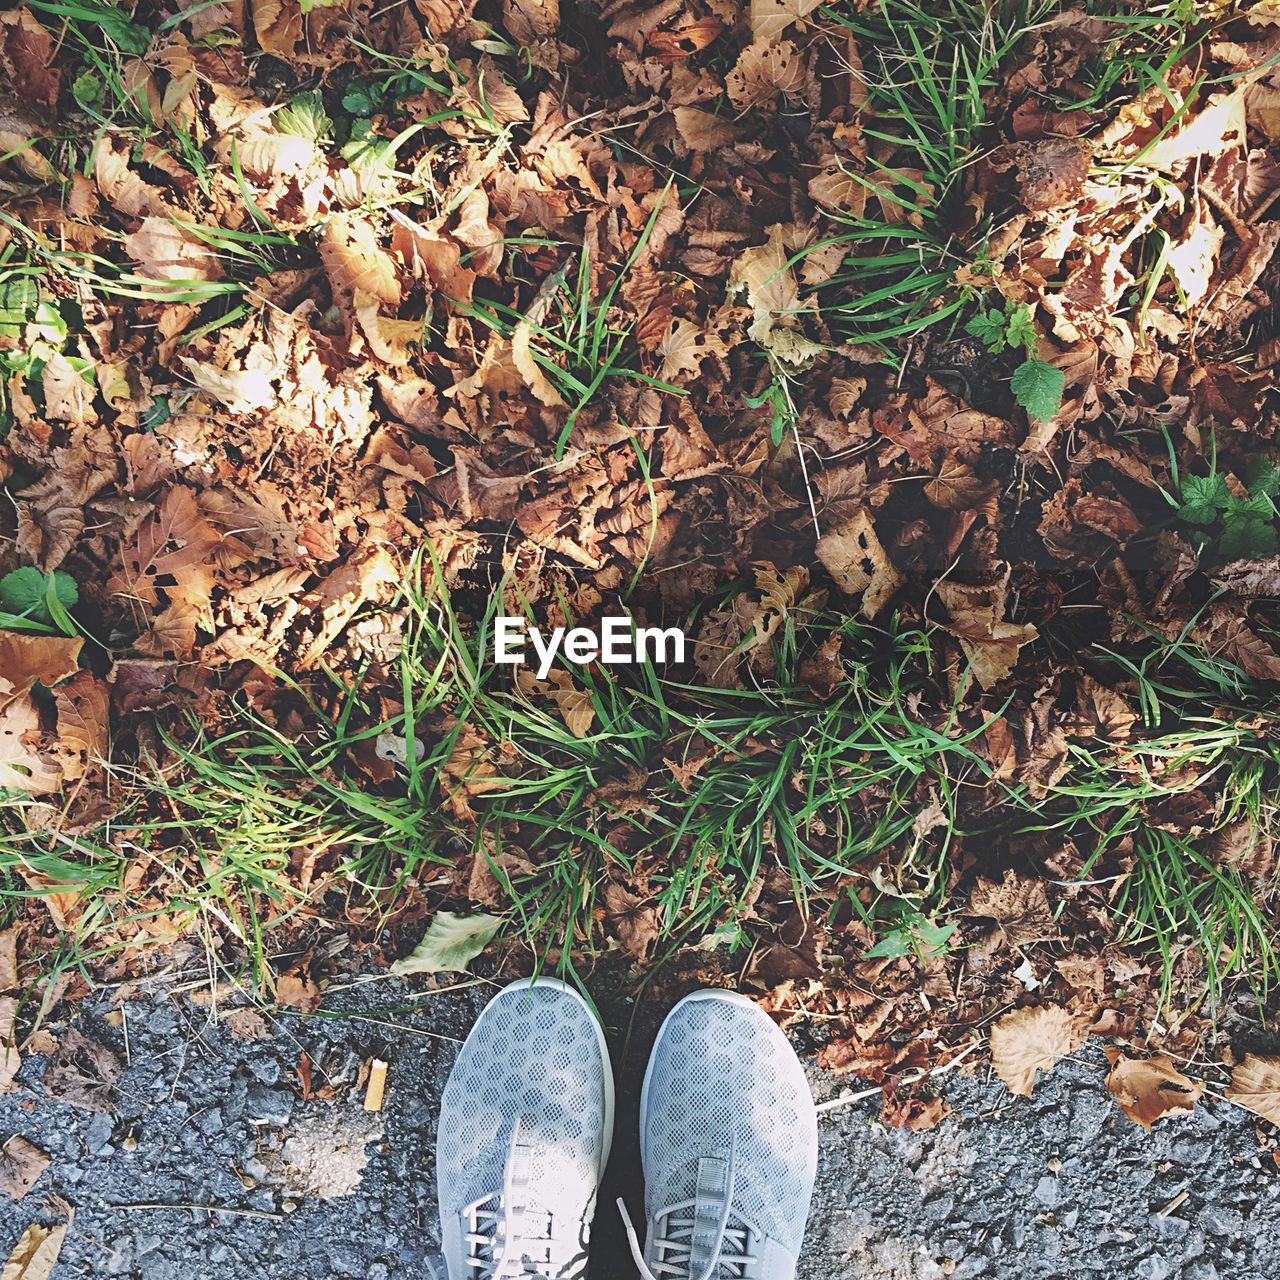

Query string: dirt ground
[1,971,1278,1279]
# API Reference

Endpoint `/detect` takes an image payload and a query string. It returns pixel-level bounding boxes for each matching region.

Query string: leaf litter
[3,0,1280,1135]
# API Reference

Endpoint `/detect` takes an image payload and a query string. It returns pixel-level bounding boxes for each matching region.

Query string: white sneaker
[436,978,615,1280]
[621,990,818,1280]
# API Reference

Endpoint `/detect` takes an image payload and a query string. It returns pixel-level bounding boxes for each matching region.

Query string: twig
[108,1201,284,1221]
[815,1039,984,1115]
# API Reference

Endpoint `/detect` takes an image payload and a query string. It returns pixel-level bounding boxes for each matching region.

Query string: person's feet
[623,990,819,1280]
[436,978,614,1280]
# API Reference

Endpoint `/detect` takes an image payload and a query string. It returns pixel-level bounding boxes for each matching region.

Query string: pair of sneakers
[434,978,819,1280]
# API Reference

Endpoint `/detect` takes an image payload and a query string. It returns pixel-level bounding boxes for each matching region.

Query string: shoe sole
[468,975,617,1179]
[638,988,816,1174]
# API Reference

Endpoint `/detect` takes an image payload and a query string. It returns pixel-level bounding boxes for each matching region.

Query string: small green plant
[864,907,959,960]
[964,298,1065,424]
[1164,440,1280,559]
[0,568,80,636]
[743,375,797,448]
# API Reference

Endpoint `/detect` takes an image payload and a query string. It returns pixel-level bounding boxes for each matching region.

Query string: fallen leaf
[123,217,224,282]
[936,574,1038,690]
[0,1137,49,1202]
[0,1221,66,1280]
[751,0,823,43]
[0,634,83,701]
[0,697,61,795]
[964,870,1057,948]
[1226,1053,1280,1125]
[0,998,20,1091]
[276,967,322,1011]
[989,1005,1086,1097]
[180,357,276,413]
[815,509,903,618]
[602,882,660,961]
[1104,1050,1203,1131]
[391,911,503,976]
[39,1027,122,1111]
[320,214,401,313]
[0,932,15,992]
[726,40,806,111]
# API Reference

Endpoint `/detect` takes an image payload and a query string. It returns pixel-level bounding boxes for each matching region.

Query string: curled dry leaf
[252,0,302,58]
[989,1004,1086,1097]
[964,870,1057,948]
[391,911,503,975]
[0,996,20,1091]
[602,882,660,961]
[935,575,1038,690]
[815,509,903,619]
[1226,1053,1280,1126]
[180,357,276,413]
[512,319,567,408]
[40,1027,122,1112]
[1104,1049,1203,1131]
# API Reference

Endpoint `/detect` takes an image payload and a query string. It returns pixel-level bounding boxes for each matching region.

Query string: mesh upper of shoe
[438,982,609,1279]
[639,995,818,1276]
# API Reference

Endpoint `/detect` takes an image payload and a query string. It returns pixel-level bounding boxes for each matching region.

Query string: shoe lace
[463,1119,556,1280]
[618,1136,759,1280]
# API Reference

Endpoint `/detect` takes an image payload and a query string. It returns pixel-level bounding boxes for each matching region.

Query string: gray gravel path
[0,974,1275,1279]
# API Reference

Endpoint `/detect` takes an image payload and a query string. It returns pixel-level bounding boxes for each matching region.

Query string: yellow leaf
[1,1221,66,1280]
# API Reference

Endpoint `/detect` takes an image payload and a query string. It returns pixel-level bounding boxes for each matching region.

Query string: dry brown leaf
[180,357,275,413]
[1226,1053,1280,1125]
[815,509,903,618]
[965,870,1057,948]
[1,1221,66,1280]
[726,40,806,111]
[808,164,868,219]
[0,633,83,701]
[123,217,224,282]
[0,997,20,1092]
[107,486,220,611]
[751,0,823,43]
[1104,1050,1203,1131]
[672,106,745,153]
[354,290,423,366]
[51,671,110,782]
[320,215,401,311]
[504,0,558,42]
[40,1027,122,1111]
[296,545,400,669]
[0,9,63,111]
[0,931,15,994]
[0,102,53,180]
[989,1005,1086,1097]
[0,697,60,795]
[602,882,660,960]
[41,354,93,424]
[511,320,567,408]
[252,0,301,57]
[0,1137,50,1202]
[936,575,1038,690]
